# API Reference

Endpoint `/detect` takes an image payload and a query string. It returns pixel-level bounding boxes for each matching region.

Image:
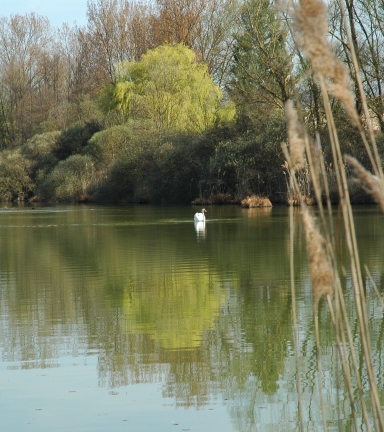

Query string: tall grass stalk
[282,146,330,428]
[289,190,305,432]
[321,80,383,429]
[283,0,384,428]
[364,265,384,309]
[311,133,372,429]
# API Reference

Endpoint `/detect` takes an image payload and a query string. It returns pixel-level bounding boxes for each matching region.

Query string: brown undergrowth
[192,193,242,205]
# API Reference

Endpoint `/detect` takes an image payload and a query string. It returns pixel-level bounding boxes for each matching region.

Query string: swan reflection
[194,220,206,239]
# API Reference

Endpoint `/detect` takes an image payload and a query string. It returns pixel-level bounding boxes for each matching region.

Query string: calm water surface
[0,204,384,431]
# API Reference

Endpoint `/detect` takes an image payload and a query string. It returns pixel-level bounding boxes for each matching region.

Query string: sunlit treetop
[112,43,235,133]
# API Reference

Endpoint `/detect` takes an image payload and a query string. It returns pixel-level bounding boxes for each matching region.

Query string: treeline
[0,0,383,203]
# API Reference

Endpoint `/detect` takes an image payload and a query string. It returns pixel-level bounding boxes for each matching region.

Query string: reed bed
[241,195,272,208]
[283,0,384,430]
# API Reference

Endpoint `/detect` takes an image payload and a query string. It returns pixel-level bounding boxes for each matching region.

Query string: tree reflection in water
[1,205,384,430]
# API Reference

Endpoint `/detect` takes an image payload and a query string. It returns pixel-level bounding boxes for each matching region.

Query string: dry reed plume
[301,207,334,305]
[284,100,305,168]
[345,155,384,212]
[288,193,314,206]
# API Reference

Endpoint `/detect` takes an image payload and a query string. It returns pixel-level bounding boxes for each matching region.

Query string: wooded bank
[0,0,383,204]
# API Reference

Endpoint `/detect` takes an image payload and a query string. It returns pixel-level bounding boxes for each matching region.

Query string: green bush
[0,152,34,201]
[102,131,205,203]
[203,113,287,200]
[21,131,60,183]
[39,154,96,201]
[84,120,155,168]
[94,116,288,203]
[148,133,212,203]
[22,131,60,160]
[93,137,152,202]
[53,121,102,161]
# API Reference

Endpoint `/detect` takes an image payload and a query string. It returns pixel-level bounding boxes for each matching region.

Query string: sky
[2,0,89,28]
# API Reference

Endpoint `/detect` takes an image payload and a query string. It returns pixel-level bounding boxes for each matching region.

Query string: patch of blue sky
[2,0,88,28]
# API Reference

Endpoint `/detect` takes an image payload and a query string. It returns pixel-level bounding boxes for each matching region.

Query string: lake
[0,204,383,431]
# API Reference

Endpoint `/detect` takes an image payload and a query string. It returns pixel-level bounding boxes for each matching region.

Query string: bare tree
[77,0,154,91]
[0,13,56,146]
[194,0,240,87]
[150,0,206,47]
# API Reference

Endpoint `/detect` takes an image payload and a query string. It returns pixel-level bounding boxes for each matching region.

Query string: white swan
[194,208,207,223]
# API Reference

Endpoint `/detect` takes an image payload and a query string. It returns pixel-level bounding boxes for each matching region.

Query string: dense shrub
[84,120,155,167]
[204,113,287,201]
[53,121,102,161]
[39,155,96,201]
[93,130,207,203]
[0,152,34,201]
[21,131,61,183]
[93,115,287,203]
[8,107,379,205]
[93,134,155,202]
[22,131,60,160]
[148,133,215,203]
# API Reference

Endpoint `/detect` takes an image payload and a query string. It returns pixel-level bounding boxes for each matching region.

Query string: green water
[0,204,383,431]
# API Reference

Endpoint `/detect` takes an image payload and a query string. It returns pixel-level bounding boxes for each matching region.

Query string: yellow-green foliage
[21,132,61,185]
[122,266,227,350]
[40,154,96,201]
[0,151,34,201]
[113,43,236,133]
[22,131,60,161]
[85,120,155,167]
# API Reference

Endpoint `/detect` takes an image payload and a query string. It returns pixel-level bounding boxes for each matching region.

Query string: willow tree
[112,43,235,132]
